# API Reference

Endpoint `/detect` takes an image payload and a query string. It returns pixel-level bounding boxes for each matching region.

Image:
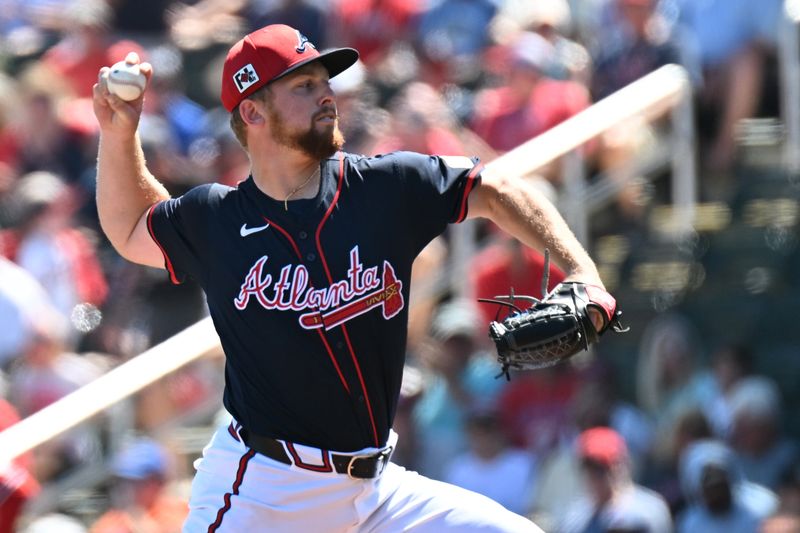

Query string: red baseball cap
[221,24,359,112]
[578,427,628,467]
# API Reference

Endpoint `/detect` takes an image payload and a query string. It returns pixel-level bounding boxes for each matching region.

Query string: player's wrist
[99,129,141,148]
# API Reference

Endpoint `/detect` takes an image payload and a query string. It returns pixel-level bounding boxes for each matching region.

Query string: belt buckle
[346,446,393,479]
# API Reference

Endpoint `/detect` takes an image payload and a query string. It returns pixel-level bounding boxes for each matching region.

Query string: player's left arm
[467,167,607,328]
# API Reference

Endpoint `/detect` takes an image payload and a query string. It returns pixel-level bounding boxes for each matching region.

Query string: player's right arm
[92,52,169,269]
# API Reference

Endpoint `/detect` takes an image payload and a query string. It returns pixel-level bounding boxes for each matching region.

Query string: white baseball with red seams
[106,60,146,101]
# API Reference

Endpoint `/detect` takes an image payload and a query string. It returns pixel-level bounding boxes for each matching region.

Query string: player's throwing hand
[92,52,152,137]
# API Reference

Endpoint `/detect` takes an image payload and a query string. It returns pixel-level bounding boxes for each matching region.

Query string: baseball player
[92,24,613,532]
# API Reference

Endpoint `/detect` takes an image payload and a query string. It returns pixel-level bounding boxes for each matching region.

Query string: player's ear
[238,99,266,126]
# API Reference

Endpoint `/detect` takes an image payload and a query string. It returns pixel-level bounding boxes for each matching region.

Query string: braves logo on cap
[295,30,316,53]
[233,64,260,93]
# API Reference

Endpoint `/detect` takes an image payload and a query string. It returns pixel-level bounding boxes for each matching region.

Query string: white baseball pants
[182,420,543,532]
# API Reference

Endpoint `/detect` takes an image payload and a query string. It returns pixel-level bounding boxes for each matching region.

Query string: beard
[267,103,345,160]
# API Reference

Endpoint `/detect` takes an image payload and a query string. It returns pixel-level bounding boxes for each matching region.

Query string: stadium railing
[781,0,800,173]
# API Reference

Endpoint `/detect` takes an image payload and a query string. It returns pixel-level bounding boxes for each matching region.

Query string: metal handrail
[781,0,800,173]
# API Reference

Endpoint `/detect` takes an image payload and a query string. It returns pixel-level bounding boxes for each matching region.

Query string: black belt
[232,424,392,479]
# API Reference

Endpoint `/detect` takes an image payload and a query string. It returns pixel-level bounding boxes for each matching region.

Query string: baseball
[106,60,146,101]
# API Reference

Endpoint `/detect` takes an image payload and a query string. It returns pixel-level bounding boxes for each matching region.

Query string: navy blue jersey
[147,151,482,451]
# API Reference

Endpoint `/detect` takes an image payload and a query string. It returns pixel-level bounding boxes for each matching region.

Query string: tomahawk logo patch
[233,64,259,93]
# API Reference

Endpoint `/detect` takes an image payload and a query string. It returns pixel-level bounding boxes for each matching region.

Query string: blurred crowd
[0,0,795,531]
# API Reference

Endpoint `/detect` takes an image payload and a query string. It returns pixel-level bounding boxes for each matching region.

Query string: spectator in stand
[11,68,92,184]
[7,171,107,328]
[678,439,779,533]
[728,377,798,491]
[704,342,754,439]
[444,408,537,516]
[331,0,424,67]
[471,230,566,327]
[530,363,653,529]
[40,0,145,100]
[412,298,505,480]
[415,0,498,85]
[370,81,466,156]
[571,361,654,471]
[470,31,590,155]
[582,0,693,224]
[558,427,672,533]
[495,363,580,462]
[526,0,591,84]
[139,46,211,160]
[0,398,40,533]
[636,312,719,462]
[589,0,685,101]
[491,0,591,83]
[0,256,65,370]
[7,315,106,482]
[672,0,783,172]
[90,437,187,533]
[645,408,714,516]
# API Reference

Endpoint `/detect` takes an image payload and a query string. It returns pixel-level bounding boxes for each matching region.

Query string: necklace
[284,166,320,211]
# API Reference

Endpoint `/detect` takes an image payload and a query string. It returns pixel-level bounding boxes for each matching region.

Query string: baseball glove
[480,267,628,379]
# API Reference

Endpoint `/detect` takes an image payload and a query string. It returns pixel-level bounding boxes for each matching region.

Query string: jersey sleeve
[146,184,218,285]
[390,151,483,250]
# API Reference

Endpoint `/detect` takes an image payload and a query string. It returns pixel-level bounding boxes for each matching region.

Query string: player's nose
[319,83,335,106]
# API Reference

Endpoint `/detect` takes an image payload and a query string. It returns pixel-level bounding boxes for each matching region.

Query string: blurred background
[1,0,800,531]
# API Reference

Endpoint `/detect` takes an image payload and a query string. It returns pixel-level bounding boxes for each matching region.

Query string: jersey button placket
[306,252,316,262]
[298,230,308,240]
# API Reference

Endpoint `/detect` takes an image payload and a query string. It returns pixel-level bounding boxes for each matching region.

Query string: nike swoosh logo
[240,223,269,237]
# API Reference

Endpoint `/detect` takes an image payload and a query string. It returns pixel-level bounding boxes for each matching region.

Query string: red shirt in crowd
[471,238,565,326]
[471,79,589,152]
[0,399,40,533]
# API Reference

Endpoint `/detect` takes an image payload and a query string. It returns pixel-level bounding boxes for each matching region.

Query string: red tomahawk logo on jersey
[299,261,404,330]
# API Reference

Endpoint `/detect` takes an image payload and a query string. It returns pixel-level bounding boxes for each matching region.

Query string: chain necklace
[283,166,320,211]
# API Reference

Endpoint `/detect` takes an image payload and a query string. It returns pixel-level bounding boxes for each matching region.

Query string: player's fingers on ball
[92,82,107,104]
[97,68,110,92]
[105,93,129,112]
[138,62,154,82]
[125,51,140,65]
[92,91,111,117]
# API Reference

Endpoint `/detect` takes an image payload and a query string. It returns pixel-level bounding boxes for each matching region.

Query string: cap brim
[274,47,360,84]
